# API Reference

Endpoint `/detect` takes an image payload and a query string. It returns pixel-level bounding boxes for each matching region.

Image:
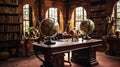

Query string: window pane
[116,19,120,25]
[45,11,48,18]
[117,7,120,12]
[116,1,120,31]
[45,8,58,22]
[117,13,120,18]
[76,17,79,21]
[23,21,29,32]
[75,7,87,30]
[76,22,81,30]
[116,25,120,31]
[23,4,30,34]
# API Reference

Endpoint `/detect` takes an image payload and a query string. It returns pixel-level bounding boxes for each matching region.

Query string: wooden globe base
[83,34,91,40]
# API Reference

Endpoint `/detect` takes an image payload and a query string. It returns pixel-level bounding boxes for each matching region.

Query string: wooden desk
[33,38,103,67]
[106,37,120,56]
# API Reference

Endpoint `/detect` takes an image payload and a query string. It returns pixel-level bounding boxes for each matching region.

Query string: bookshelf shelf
[0,21,20,24]
[0,3,18,7]
[0,13,19,15]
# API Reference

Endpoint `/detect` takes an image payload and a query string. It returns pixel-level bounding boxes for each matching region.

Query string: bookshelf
[0,0,20,58]
[90,0,106,38]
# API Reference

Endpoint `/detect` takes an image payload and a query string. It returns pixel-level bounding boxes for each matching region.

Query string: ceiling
[52,0,106,4]
[53,0,107,6]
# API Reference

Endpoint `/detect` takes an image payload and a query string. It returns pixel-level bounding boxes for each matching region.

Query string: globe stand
[82,34,91,40]
[44,37,56,45]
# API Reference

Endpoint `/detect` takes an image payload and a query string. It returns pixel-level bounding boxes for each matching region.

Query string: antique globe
[40,18,59,45]
[80,19,95,39]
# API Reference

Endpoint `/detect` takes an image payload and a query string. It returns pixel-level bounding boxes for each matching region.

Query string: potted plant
[27,26,36,38]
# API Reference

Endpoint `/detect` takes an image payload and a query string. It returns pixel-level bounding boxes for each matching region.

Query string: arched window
[45,8,59,22]
[116,1,120,31]
[45,7,64,32]
[112,1,120,31]
[23,4,32,35]
[74,7,87,30]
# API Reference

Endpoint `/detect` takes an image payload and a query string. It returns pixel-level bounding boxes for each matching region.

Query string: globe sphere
[40,18,59,37]
[80,19,95,35]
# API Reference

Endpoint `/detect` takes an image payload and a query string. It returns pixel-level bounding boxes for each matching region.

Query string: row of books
[94,24,102,30]
[0,6,18,14]
[0,16,19,23]
[0,33,19,41]
[0,0,18,4]
[92,18,104,23]
[0,25,20,32]
[91,4,105,11]
[0,41,19,47]
[90,11,106,17]
[5,25,20,32]
[0,25,4,32]
[91,31,103,38]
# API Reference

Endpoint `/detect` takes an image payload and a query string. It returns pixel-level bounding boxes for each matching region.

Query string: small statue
[106,17,116,37]
[69,30,79,42]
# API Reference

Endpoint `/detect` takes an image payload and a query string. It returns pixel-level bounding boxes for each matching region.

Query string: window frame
[23,4,33,35]
[114,1,120,31]
[74,7,87,30]
[45,8,59,23]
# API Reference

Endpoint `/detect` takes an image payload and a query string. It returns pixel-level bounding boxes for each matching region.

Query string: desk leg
[44,53,64,67]
[71,47,98,67]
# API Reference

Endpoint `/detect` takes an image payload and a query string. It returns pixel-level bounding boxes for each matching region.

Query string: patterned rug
[0,52,120,67]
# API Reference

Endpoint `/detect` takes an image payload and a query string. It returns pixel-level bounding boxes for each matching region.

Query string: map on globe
[80,19,95,39]
[40,18,59,37]
[80,19,95,34]
[39,18,59,45]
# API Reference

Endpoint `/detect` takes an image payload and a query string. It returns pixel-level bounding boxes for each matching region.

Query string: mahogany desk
[106,37,120,56]
[33,38,103,67]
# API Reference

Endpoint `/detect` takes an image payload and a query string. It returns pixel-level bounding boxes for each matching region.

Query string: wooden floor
[0,52,120,67]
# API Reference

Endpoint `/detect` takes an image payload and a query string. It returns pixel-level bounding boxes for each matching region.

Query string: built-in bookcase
[0,0,20,58]
[90,0,106,38]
